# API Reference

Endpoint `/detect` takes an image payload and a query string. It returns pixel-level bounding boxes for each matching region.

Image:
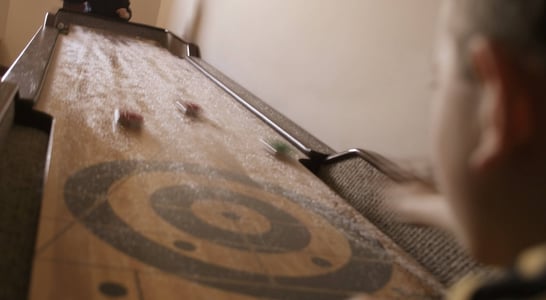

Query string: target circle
[64,161,393,299]
[150,185,311,253]
[190,198,271,235]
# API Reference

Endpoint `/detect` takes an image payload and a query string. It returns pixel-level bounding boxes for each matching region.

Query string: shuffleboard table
[1,10,478,300]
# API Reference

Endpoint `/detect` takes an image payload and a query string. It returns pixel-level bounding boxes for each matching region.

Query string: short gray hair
[449,0,546,75]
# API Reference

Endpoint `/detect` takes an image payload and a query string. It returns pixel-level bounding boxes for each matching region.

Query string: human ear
[468,38,533,172]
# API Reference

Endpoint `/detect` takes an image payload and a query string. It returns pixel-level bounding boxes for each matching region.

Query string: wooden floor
[28,25,442,299]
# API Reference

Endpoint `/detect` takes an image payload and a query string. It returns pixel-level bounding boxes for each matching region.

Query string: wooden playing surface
[28,25,442,299]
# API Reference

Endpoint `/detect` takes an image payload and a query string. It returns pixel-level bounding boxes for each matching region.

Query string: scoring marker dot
[98,282,128,297]
[311,257,333,268]
[173,240,197,252]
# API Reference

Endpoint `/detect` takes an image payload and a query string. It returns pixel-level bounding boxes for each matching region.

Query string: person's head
[432,0,546,265]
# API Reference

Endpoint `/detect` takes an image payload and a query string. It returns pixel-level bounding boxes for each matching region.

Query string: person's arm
[386,182,458,231]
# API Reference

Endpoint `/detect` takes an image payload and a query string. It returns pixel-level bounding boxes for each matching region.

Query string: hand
[116,8,130,20]
[385,181,458,233]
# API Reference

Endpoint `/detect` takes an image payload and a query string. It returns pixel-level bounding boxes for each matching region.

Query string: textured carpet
[0,125,49,300]
[317,157,482,286]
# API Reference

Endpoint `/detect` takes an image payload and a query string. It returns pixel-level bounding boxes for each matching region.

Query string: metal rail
[184,57,426,182]
[185,56,329,163]
[325,148,431,183]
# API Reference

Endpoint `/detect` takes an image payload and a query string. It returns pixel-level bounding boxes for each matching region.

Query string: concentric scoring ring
[150,185,312,253]
[64,160,393,299]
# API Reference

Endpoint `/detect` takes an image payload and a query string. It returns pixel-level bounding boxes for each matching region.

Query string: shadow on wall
[0,42,9,71]
[0,0,9,66]
[184,0,203,43]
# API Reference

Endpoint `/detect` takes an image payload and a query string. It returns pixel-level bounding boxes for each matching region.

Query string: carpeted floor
[0,125,49,300]
[317,157,483,286]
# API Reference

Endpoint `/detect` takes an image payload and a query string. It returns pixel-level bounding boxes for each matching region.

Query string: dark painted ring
[64,160,393,300]
[151,185,311,253]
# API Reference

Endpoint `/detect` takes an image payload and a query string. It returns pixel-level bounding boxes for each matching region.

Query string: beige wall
[0,0,59,66]
[130,0,161,26]
[157,0,440,159]
[0,0,7,65]
[0,0,8,42]
[0,0,161,66]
